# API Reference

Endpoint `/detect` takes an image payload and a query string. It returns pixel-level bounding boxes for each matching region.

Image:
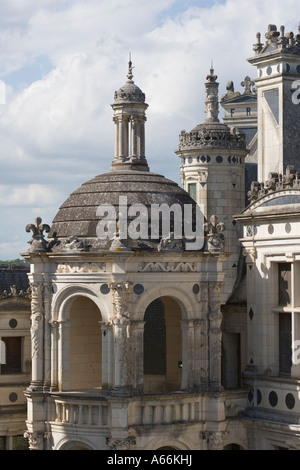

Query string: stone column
[130,320,145,393]
[113,116,120,159]
[111,282,132,391]
[139,117,146,158]
[181,319,194,390]
[43,283,51,390]
[193,319,203,389]
[130,117,138,158]
[49,320,58,391]
[57,319,70,391]
[208,282,223,391]
[29,282,44,390]
[100,321,114,390]
[119,118,129,159]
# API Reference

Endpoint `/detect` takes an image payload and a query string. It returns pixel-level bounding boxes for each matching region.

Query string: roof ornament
[206,60,218,83]
[204,215,225,253]
[241,76,255,95]
[205,63,219,123]
[127,53,134,81]
[26,217,50,253]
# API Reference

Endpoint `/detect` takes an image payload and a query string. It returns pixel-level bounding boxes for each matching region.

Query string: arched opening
[59,440,93,450]
[143,296,182,393]
[157,446,179,450]
[223,443,242,450]
[69,296,102,391]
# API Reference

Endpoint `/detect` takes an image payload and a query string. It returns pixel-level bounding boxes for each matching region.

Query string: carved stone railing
[253,24,300,55]
[247,165,300,202]
[48,396,110,427]
[178,127,246,151]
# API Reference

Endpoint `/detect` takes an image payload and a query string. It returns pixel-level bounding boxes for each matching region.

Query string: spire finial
[206,61,217,83]
[127,52,134,81]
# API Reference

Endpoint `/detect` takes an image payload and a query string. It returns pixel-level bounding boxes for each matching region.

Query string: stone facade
[14,22,300,451]
[0,265,30,450]
[175,67,248,303]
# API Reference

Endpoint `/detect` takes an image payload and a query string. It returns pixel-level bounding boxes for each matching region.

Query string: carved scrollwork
[56,262,106,273]
[138,261,197,273]
[106,436,136,450]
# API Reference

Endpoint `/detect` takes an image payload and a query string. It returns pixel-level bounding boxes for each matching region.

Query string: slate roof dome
[48,169,197,253]
[47,60,199,254]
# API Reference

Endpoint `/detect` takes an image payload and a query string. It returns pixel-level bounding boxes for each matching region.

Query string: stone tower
[111,57,149,172]
[175,67,248,302]
[22,61,238,451]
[248,24,300,182]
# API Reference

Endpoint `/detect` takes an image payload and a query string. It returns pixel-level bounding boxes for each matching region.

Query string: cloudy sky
[0,0,299,260]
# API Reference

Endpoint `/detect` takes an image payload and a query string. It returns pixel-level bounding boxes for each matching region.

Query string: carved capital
[201,431,229,450]
[111,282,132,324]
[243,247,257,263]
[106,436,136,450]
[24,431,45,450]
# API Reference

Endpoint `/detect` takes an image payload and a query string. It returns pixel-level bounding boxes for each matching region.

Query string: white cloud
[0,0,299,259]
[0,184,64,206]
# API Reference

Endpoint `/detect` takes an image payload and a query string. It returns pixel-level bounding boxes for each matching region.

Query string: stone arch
[68,296,102,390]
[144,437,191,451]
[143,295,183,393]
[56,437,96,450]
[222,428,248,450]
[136,284,202,392]
[223,443,243,450]
[135,283,196,322]
[52,284,108,323]
[52,287,105,391]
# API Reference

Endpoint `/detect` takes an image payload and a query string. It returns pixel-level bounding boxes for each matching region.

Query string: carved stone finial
[253,32,263,54]
[26,217,50,253]
[127,53,134,81]
[241,76,255,95]
[205,66,219,123]
[204,215,225,253]
[206,61,218,83]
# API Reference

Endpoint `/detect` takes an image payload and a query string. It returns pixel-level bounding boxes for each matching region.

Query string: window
[231,109,235,117]
[279,313,292,375]
[0,337,22,374]
[0,436,29,450]
[246,107,251,116]
[278,263,291,306]
[144,299,166,375]
[188,183,197,201]
[13,435,29,450]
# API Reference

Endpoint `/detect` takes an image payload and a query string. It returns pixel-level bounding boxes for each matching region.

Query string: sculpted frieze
[138,261,197,273]
[56,262,106,274]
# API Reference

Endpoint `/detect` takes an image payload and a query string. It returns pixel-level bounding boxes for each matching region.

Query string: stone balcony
[47,388,247,430]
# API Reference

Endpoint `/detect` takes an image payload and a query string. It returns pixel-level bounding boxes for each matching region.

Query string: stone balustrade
[49,396,109,427]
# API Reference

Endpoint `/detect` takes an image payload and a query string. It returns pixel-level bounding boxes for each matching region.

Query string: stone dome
[48,170,199,253]
[114,79,145,104]
[45,60,201,254]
